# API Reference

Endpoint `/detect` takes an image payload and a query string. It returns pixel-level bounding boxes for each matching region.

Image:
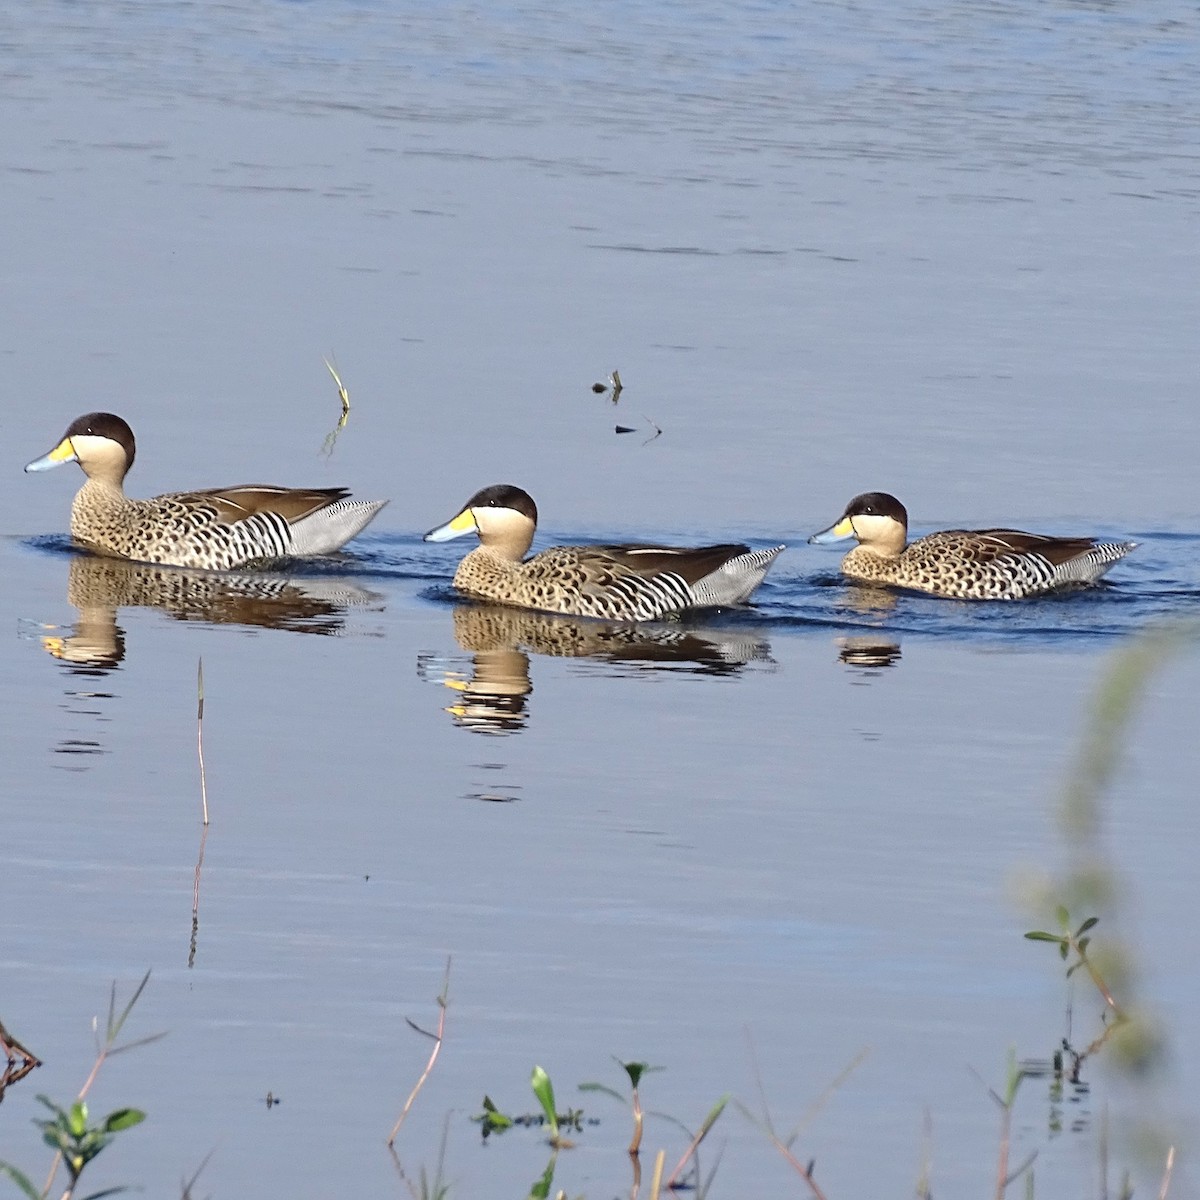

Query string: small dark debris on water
[591,368,623,399]
[615,415,662,444]
[265,1091,281,1109]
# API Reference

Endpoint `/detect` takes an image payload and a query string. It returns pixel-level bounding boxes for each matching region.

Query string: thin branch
[386,958,451,1146]
[0,1018,41,1068]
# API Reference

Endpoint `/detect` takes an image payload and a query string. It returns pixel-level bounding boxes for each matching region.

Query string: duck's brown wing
[943,529,1114,566]
[172,484,352,524]
[588,542,753,584]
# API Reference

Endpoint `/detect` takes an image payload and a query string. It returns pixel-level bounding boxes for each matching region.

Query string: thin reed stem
[196,658,208,826]
[648,1148,664,1200]
[386,958,451,1146]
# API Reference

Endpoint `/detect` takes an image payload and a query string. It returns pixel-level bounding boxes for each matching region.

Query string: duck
[25,412,387,570]
[808,491,1136,600]
[424,484,784,620]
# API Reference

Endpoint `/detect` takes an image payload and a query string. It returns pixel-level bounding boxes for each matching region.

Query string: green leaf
[35,1095,68,1121]
[1055,905,1070,929]
[527,1154,556,1200]
[1077,937,1091,955]
[1059,941,1069,960]
[78,1188,132,1200]
[68,1101,89,1137]
[1003,1047,1025,1106]
[578,1082,624,1103]
[101,1109,145,1133]
[1076,916,1099,936]
[0,1162,43,1200]
[1024,931,1063,943]
[530,1066,558,1138]
[622,1060,650,1088]
[697,1093,731,1136]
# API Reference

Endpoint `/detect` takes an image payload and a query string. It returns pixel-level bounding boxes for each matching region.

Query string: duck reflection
[836,635,903,670]
[836,583,900,618]
[425,602,774,734]
[40,553,384,671]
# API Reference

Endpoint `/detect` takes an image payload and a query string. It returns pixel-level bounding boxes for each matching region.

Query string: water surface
[2,3,1199,1197]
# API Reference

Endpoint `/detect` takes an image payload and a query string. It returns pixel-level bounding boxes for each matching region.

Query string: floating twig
[386,958,451,1146]
[0,1018,41,1069]
[0,1058,38,1103]
[592,368,624,400]
[614,414,662,444]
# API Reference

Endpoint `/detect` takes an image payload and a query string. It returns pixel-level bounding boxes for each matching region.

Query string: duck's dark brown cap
[462,484,537,524]
[63,412,136,468]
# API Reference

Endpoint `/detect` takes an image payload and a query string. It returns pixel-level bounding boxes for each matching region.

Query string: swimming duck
[25,412,387,570]
[424,484,784,620]
[808,492,1135,600]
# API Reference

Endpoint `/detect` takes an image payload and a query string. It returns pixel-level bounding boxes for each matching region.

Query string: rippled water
[2,2,1199,1197]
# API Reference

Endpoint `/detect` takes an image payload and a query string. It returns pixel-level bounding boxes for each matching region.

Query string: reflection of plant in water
[1025,909,1135,1068]
[1020,624,1184,1187]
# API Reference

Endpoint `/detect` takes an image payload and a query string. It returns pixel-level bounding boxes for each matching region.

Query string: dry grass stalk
[324,356,351,416]
[914,1107,933,1200]
[320,357,352,457]
[664,1095,728,1191]
[648,1148,664,1200]
[739,1033,867,1199]
[196,658,209,826]
[189,825,209,969]
[1157,1145,1175,1200]
[386,958,451,1146]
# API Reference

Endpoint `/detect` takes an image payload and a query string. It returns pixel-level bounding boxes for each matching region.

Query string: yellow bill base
[808,515,856,544]
[25,438,78,473]
[423,508,478,542]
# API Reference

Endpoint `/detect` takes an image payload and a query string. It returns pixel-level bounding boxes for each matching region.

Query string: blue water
[3,2,1199,1197]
